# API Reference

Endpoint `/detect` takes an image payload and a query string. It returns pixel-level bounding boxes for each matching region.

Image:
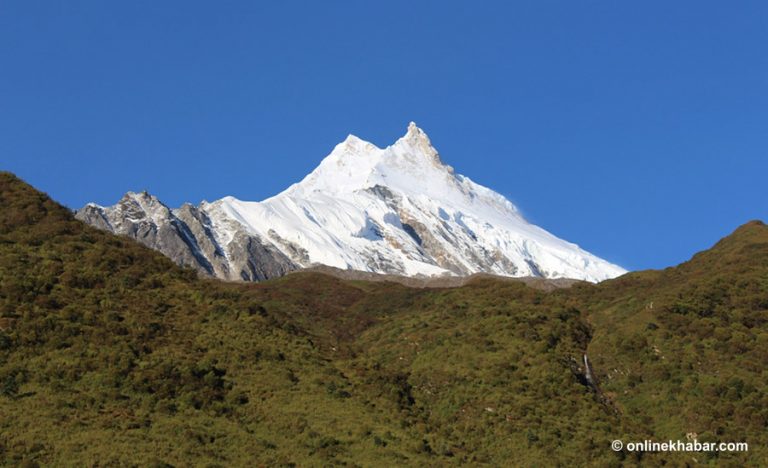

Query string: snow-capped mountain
[76,123,626,282]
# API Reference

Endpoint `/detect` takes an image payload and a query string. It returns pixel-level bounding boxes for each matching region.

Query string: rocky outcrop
[75,192,298,281]
[227,231,296,281]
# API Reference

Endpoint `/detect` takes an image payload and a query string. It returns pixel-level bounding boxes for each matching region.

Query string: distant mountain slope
[77,123,625,282]
[2,172,765,465]
[76,190,296,281]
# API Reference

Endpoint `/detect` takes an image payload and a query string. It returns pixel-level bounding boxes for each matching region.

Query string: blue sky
[2,1,766,271]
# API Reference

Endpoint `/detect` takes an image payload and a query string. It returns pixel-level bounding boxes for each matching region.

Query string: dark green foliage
[0,172,766,465]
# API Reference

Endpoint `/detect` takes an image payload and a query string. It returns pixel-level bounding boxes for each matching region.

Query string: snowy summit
[77,123,626,283]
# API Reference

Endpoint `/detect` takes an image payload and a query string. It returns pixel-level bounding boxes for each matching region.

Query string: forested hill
[1,172,765,465]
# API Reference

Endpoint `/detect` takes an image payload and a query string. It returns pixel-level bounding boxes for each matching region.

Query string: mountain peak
[399,121,432,147]
[707,219,768,253]
[120,190,167,211]
[338,133,378,154]
[341,133,363,145]
[73,120,628,283]
[109,190,174,227]
[394,122,444,168]
[123,190,155,202]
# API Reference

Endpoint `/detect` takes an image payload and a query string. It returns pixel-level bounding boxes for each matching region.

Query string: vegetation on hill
[0,172,765,466]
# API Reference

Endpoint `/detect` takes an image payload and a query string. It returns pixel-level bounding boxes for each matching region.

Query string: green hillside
[0,172,765,466]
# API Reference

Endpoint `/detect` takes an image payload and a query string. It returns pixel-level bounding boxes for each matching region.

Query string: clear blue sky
[2,1,766,271]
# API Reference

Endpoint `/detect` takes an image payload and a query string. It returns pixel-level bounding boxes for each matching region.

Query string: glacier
[77,122,626,283]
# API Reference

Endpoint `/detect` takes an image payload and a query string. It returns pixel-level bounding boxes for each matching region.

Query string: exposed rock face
[75,192,297,281]
[226,231,296,281]
[172,203,230,277]
[76,123,626,283]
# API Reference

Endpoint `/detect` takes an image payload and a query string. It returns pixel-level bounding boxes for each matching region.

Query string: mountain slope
[571,220,768,458]
[76,191,297,281]
[1,172,766,465]
[0,172,439,465]
[77,123,625,283]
